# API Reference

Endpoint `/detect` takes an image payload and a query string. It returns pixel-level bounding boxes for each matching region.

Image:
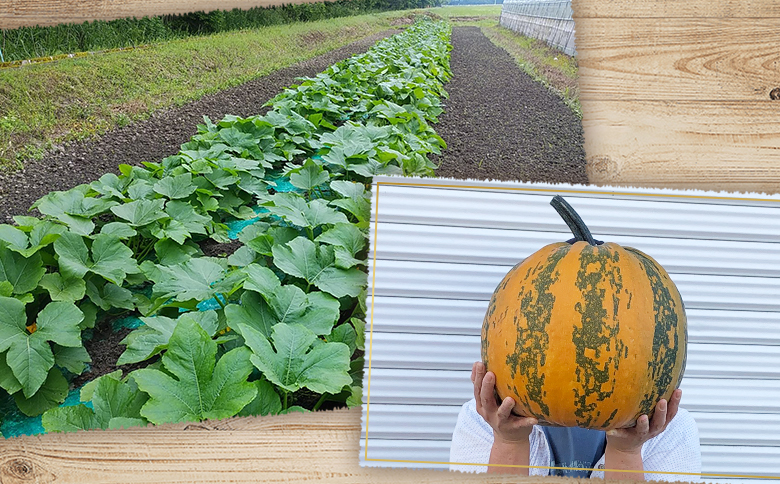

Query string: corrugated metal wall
[360,177,780,482]
[500,0,577,56]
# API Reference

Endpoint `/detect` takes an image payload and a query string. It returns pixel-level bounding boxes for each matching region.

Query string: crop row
[0,18,451,434]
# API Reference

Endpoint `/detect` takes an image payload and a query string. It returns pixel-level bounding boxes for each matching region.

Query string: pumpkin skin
[480,198,687,431]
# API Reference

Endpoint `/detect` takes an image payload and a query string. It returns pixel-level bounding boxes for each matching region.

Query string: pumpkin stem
[551,195,597,245]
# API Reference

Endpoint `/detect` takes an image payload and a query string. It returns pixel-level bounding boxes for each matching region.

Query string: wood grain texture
[0,408,581,484]
[577,3,780,191]
[0,0,325,29]
[583,100,780,192]
[576,19,780,102]
[572,0,780,18]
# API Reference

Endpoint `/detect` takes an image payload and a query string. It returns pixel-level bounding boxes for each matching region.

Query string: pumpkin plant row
[0,18,452,435]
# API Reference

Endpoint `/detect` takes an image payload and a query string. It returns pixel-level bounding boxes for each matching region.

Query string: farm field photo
[0,0,583,440]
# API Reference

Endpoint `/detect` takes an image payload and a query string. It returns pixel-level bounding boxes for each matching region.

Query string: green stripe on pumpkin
[572,244,626,428]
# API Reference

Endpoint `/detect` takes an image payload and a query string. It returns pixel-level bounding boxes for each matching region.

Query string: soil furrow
[432,26,586,184]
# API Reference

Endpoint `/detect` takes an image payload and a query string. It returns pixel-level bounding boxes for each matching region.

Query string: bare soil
[431,26,586,183]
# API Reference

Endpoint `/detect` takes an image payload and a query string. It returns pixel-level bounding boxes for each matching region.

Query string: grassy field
[0,13,401,169]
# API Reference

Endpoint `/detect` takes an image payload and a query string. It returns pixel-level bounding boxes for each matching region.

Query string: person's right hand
[472,361,538,444]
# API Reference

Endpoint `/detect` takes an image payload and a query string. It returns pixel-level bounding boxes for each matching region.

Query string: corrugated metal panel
[370,259,780,311]
[370,222,780,277]
[367,333,780,379]
[368,298,780,345]
[371,184,780,241]
[362,177,780,478]
[365,369,780,414]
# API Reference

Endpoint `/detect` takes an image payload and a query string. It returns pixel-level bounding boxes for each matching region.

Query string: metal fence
[500,0,576,56]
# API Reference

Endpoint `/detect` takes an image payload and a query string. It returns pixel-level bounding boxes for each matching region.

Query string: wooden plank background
[0,0,326,29]
[573,0,780,193]
[2,0,779,482]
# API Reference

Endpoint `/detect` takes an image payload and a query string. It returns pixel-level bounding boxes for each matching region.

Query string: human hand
[606,388,683,455]
[472,361,538,444]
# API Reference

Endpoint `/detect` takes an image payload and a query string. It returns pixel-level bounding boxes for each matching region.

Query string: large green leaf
[289,159,329,191]
[272,237,366,298]
[117,311,219,365]
[226,285,338,337]
[240,322,352,395]
[14,368,69,416]
[238,380,282,417]
[110,199,167,226]
[132,317,257,424]
[39,273,87,302]
[316,223,366,269]
[54,232,138,285]
[42,373,148,433]
[0,246,45,294]
[150,258,226,303]
[0,298,83,397]
[264,193,347,229]
[153,173,198,199]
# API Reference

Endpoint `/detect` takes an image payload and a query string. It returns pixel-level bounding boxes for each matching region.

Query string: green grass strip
[0,13,402,170]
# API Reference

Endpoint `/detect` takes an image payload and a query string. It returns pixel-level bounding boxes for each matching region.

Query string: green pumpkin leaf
[242,264,281,295]
[86,279,135,310]
[327,323,358,355]
[153,173,198,199]
[42,404,101,433]
[14,368,69,416]
[54,233,138,285]
[0,354,22,394]
[154,239,199,266]
[0,224,28,252]
[110,199,167,226]
[39,273,87,302]
[164,201,210,235]
[264,193,348,229]
[0,246,45,294]
[289,159,329,191]
[272,237,365,298]
[117,311,219,366]
[240,322,352,395]
[238,380,282,417]
[316,223,366,269]
[150,258,226,303]
[100,222,137,238]
[132,317,257,424]
[42,374,148,433]
[53,344,91,374]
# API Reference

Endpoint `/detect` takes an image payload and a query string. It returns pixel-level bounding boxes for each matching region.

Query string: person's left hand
[606,388,683,455]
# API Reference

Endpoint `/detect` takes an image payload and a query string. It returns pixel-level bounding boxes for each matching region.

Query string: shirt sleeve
[448,398,550,476]
[589,407,702,482]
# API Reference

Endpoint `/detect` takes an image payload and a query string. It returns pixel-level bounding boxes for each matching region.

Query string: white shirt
[449,398,702,481]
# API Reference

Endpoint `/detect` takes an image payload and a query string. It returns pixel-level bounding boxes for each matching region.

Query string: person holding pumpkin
[448,361,702,480]
[449,196,702,480]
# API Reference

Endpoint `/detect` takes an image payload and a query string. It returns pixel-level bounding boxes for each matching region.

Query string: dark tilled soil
[71,321,159,388]
[431,26,586,183]
[0,31,399,224]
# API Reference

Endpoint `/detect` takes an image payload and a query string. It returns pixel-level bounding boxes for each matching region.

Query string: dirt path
[0,31,399,224]
[432,26,586,184]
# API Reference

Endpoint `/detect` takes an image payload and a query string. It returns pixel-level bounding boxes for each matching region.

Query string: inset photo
[360,176,780,484]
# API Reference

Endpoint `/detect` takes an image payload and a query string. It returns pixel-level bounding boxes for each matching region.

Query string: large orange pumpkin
[481,195,687,430]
